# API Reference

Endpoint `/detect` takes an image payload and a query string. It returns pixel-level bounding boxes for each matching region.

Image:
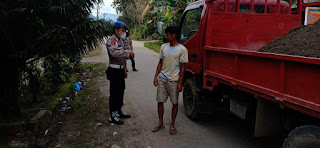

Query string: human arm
[177,48,188,92]
[129,38,134,58]
[129,38,133,51]
[154,44,166,86]
[153,59,163,86]
[106,39,133,58]
[177,63,186,92]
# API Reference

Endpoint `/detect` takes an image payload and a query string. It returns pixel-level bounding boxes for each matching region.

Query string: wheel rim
[184,84,194,111]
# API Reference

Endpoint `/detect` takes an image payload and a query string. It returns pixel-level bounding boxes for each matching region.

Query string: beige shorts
[156,77,179,104]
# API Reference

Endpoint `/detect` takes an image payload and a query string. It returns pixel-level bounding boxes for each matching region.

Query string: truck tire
[183,78,200,120]
[282,125,320,148]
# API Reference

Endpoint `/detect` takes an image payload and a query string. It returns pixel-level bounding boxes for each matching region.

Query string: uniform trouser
[130,57,135,69]
[106,67,125,113]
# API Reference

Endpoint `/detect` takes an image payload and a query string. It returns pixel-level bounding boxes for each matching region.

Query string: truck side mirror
[157,21,164,34]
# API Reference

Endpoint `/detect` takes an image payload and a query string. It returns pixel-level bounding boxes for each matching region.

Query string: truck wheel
[282,125,320,148]
[183,78,199,120]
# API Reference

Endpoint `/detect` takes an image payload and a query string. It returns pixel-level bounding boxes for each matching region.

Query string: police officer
[106,21,134,125]
[122,32,138,71]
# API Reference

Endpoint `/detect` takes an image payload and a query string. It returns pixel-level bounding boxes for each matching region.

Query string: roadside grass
[65,63,108,147]
[144,40,163,53]
[37,63,105,112]
[73,80,94,107]
[0,63,107,147]
[43,73,80,111]
[73,63,106,107]
[84,42,104,57]
[78,63,106,77]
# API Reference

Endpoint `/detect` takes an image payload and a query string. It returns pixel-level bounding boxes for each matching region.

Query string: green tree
[150,0,194,25]
[112,0,195,40]
[1,0,108,119]
[113,0,138,28]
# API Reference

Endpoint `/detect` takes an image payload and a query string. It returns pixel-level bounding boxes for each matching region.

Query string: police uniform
[106,21,132,125]
[122,37,132,50]
[122,36,137,71]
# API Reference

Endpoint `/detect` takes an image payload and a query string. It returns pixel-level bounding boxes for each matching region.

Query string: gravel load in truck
[258,20,320,58]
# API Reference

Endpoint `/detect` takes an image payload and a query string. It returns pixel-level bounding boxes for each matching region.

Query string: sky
[91,0,118,15]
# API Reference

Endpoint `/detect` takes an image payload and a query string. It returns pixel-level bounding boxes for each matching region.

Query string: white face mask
[120,33,126,39]
[116,29,126,39]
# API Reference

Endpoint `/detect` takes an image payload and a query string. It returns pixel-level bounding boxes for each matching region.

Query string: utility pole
[96,4,100,20]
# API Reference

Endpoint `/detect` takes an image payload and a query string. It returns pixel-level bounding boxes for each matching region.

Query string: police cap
[114,21,128,30]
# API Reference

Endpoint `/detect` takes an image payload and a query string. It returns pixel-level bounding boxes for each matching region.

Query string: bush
[152,33,161,40]
[144,40,164,52]
[42,55,77,91]
[130,19,158,40]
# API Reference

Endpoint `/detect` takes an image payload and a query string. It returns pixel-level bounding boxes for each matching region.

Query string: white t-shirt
[159,43,188,81]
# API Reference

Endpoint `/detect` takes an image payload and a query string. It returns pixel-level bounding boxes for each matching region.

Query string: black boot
[132,68,138,71]
[119,109,131,118]
[109,111,124,125]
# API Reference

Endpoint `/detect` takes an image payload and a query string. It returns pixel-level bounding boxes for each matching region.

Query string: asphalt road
[107,41,283,148]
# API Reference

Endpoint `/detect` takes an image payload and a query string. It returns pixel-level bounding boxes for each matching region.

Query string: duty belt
[109,64,125,69]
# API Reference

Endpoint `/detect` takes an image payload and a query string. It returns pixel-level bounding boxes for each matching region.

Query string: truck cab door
[180,4,205,74]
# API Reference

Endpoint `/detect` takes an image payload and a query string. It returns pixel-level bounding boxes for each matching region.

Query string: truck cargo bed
[203,46,320,118]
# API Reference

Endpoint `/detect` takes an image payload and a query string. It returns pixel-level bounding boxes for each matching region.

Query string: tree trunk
[141,0,156,21]
[1,58,21,120]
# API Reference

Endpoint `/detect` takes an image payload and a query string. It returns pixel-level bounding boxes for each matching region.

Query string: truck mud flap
[230,99,247,119]
[254,98,282,137]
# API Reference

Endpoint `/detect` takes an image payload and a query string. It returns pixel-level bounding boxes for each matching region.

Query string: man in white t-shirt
[152,26,188,135]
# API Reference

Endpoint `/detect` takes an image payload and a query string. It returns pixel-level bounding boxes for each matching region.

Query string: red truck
[178,0,320,147]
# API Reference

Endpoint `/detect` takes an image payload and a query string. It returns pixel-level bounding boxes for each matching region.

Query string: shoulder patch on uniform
[110,40,116,46]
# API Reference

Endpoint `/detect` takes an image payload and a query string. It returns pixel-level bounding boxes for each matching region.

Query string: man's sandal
[151,125,165,132]
[169,128,177,135]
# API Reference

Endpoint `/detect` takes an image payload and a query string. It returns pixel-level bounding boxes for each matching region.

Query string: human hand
[125,71,128,79]
[177,82,183,92]
[153,77,158,87]
[129,51,134,59]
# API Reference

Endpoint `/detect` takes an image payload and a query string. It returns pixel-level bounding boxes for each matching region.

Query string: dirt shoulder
[50,54,150,147]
